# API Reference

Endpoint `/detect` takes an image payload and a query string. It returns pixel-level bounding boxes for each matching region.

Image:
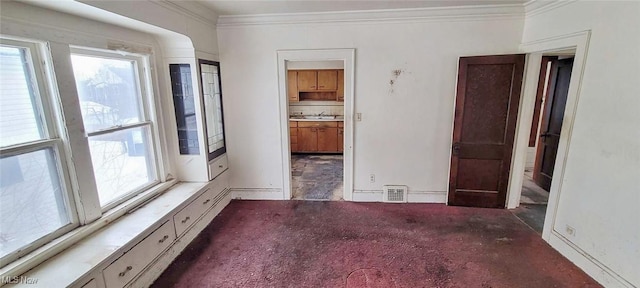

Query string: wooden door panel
[287,71,298,102]
[317,70,337,90]
[317,127,338,152]
[298,127,318,152]
[456,159,502,192]
[533,58,573,191]
[449,54,525,208]
[297,71,317,91]
[460,64,514,144]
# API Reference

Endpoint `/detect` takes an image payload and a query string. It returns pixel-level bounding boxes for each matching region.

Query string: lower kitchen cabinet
[298,127,318,151]
[318,127,338,152]
[291,121,343,153]
[338,127,344,152]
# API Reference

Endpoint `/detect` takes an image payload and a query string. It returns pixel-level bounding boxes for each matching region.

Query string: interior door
[533,58,574,191]
[449,54,525,208]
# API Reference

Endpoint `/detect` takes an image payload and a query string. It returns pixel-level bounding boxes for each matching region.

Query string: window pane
[88,126,156,205]
[0,148,70,258]
[0,46,45,147]
[70,55,143,132]
[200,63,225,155]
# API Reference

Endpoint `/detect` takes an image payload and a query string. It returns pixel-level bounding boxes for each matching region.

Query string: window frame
[69,47,162,211]
[197,59,227,161]
[0,38,79,265]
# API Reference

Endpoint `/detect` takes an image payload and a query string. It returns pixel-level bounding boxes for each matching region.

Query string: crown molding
[524,0,578,17]
[217,4,525,27]
[157,1,218,26]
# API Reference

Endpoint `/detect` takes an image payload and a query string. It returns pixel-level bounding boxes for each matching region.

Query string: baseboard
[129,188,233,287]
[352,190,447,203]
[548,231,636,288]
[231,188,283,200]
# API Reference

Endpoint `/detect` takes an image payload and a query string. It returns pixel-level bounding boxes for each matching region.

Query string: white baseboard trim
[352,190,447,203]
[131,187,233,287]
[231,188,283,200]
[548,231,636,288]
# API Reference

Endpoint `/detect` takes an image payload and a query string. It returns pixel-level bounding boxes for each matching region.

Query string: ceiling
[198,0,529,16]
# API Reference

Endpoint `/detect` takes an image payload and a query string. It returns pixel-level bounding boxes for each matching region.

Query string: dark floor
[291,154,343,200]
[511,172,550,234]
[153,201,599,288]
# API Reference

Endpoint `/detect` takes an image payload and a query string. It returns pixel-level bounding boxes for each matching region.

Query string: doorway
[513,54,575,233]
[288,61,345,200]
[277,49,355,201]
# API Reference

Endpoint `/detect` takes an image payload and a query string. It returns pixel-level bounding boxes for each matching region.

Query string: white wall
[523,2,640,287]
[218,15,524,196]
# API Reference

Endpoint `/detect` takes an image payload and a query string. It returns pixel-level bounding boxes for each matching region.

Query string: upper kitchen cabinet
[337,70,344,102]
[287,70,299,102]
[297,70,317,91]
[297,70,338,92]
[317,70,338,91]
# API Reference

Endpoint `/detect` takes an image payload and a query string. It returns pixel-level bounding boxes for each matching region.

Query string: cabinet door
[318,127,338,152]
[317,70,337,91]
[337,127,344,152]
[298,127,318,152]
[290,127,298,152]
[337,70,344,101]
[287,70,299,102]
[297,71,317,91]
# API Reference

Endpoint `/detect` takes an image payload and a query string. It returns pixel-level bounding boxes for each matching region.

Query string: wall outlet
[356,113,362,121]
[369,174,375,183]
[565,225,576,237]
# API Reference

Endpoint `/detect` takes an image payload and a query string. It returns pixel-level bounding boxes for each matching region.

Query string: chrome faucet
[319,111,326,116]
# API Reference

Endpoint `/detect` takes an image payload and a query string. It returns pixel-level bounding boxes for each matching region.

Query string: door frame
[506,31,590,241]
[276,49,355,201]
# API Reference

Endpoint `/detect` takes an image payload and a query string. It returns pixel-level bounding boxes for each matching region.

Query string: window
[199,60,226,160]
[0,40,76,260]
[70,50,158,207]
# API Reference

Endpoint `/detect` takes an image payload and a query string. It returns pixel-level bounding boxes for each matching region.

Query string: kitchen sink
[304,115,336,119]
[290,115,337,120]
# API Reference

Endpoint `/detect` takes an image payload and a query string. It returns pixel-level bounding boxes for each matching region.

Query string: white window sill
[0,180,217,287]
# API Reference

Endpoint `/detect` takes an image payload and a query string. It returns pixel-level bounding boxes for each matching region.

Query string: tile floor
[511,169,549,234]
[291,154,343,201]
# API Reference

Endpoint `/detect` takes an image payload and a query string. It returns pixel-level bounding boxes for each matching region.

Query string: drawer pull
[158,235,169,243]
[181,216,191,224]
[203,199,211,205]
[218,164,223,168]
[118,266,133,277]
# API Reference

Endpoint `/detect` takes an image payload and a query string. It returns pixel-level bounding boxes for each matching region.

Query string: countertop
[289,116,344,122]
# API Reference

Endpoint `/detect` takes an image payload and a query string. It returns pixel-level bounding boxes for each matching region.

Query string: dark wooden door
[533,58,574,191]
[449,54,525,208]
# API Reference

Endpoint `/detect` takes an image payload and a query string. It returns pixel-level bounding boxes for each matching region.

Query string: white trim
[547,231,635,288]
[505,30,630,287]
[353,190,447,203]
[231,188,283,200]
[524,0,578,18]
[217,4,524,27]
[276,49,355,201]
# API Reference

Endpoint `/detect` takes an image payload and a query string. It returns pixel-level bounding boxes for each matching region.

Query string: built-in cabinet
[288,69,344,102]
[290,121,343,153]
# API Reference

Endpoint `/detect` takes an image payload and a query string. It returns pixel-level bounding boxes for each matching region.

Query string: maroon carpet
[152,200,600,288]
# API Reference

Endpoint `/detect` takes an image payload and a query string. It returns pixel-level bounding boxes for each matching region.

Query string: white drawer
[208,154,228,180]
[173,188,215,237]
[103,220,176,288]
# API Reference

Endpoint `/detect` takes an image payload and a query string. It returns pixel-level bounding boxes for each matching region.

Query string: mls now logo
[1,276,39,284]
